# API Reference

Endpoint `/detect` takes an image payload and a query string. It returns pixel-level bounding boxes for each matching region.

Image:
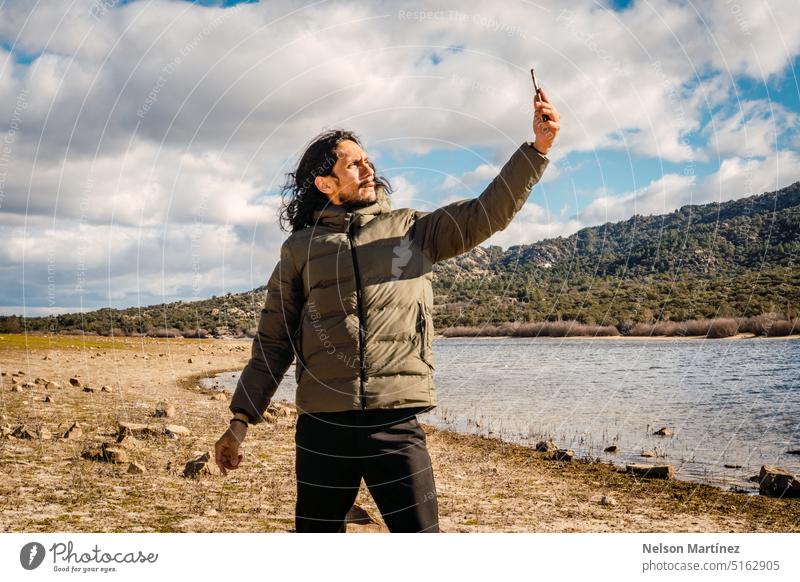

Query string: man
[215,88,560,532]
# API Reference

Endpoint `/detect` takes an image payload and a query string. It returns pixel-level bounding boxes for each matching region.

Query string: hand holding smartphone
[530,67,551,122]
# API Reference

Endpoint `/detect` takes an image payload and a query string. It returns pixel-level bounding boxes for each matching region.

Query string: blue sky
[1,0,798,315]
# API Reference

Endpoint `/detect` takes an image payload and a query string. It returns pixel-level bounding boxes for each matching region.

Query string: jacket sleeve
[229,241,303,424]
[412,142,549,263]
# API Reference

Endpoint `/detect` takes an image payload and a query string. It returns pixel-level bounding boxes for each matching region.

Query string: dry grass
[1,333,798,533]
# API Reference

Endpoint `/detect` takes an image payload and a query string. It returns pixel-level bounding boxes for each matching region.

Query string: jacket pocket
[417,301,435,370]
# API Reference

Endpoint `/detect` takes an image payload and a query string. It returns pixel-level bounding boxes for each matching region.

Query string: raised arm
[411,143,549,264]
[229,241,303,424]
[412,86,559,263]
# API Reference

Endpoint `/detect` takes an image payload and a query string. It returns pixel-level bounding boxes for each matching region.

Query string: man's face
[315,140,376,206]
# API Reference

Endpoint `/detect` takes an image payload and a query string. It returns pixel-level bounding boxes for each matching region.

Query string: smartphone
[530,67,551,122]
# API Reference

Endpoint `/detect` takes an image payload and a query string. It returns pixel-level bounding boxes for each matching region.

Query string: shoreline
[1,335,798,533]
[435,332,800,341]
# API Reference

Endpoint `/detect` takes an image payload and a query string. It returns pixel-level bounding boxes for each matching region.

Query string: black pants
[294,408,439,533]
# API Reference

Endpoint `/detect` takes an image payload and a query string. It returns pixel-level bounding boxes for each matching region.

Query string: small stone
[787,449,800,455]
[724,463,742,469]
[44,395,54,403]
[164,424,190,438]
[127,462,147,474]
[22,381,36,388]
[34,377,47,384]
[209,392,228,401]
[758,465,800,498]
[101,385,112,392]
[641,450,657,458]
[63,422,83,439]
[154,402,176,418]
[183,451,221,478]
[653,427,673,437]
[626,464,675,480]
[535,440,557,453]
[346,504,378,525]
[69,377,81,387]
[82,443,129,463]
[187,358,194,363]
[600,495,617,507]
[546,448,574,462]
[117,422,160,439]
[11,385,22,392]
[604,445,619,454]
[45,381,62,390]
[83,386,96,393]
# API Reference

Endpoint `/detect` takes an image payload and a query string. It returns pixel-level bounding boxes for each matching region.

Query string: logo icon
[20,542,46,570]
[391,234,413,280]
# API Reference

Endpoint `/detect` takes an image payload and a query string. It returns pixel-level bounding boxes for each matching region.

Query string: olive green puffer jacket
[231,142,548,422]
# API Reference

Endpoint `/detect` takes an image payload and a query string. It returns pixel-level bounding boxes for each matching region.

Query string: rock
[101,385,112,393]
[267,402,296,417]
[11,425,36,439]
[209,392,228,401]
[82,443,129,463]
[154,402,176,418]
[44,395,54,403]
[626,464,675,480]
[0,371,6,376]
[34,377,47,384]
[11,385,22,392]
[604,445,619,454]
[45,381,62,390]
[198,346,207,352]
[164,424,190,438]
[758,465,800,498]
[22,381,36,388]
[12,424,50,440]
[127,462,147,474]
[82,386,96,393]
[535,439,557,453]
[63,422,83,439]
[261,411,278,424]
[600,495,617,507]
[183,452,220,478]
[724,463,742,469]
[546,448,574,462]
[187,358,194,363]
[117,422,161,439]
[346,504,378,525]
[641,450,657,458]
[115,434,142,449]
[787,449,800,455]
[653,427,673,437]
[69,377,81,387]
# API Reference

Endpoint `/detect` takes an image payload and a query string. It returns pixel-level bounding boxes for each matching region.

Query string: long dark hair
[279,129,393,233]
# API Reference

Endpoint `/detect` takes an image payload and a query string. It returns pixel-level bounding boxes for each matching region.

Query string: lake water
[200,337,800,492]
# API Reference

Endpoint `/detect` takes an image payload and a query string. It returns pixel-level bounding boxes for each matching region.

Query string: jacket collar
[311,185,391,230]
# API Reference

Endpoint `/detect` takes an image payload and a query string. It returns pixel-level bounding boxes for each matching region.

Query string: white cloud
[1,0,799,312]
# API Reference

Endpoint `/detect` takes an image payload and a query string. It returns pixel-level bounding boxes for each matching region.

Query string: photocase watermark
[136,6,240,119]
[557,9,632,79]
[397,8,528,39]
[0,87,29,211]
[20,540,158,573]
[304,300,392,375]
[88,0,121,20]
[725,0,752,37]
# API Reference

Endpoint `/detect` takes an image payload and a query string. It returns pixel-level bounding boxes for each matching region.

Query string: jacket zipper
[347,218,367,410]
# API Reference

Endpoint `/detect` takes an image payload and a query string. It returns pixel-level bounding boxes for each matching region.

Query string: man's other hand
[214,422,247,476]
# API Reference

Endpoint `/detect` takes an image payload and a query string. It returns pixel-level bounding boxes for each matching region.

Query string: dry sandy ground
[1,334,798,533]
